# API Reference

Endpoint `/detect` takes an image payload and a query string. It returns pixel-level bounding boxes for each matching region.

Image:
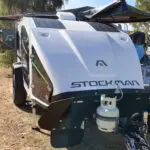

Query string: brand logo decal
[71,80,140,88]
[96,60,107,67]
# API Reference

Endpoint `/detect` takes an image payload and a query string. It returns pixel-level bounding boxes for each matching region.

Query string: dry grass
[0,67,126,150]
[0,67,66,150]
[0,50,15,67]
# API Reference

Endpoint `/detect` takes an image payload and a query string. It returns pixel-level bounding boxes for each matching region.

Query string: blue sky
[65,0,135,9]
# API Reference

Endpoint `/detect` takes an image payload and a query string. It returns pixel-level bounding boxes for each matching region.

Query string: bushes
[0,50,16,67]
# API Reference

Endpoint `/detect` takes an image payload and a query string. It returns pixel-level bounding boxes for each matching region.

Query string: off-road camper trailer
[1,0,150,149]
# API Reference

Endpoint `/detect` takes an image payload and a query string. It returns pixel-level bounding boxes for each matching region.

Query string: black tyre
[13,67,27,105]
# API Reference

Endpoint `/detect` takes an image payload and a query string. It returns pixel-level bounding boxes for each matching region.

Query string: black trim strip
[51,89,145,101]
[96,114,118,121]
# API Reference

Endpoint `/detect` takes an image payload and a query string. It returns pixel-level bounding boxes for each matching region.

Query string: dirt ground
[0,67,125,150]
[1,67,148,150]
[0,67,64,150]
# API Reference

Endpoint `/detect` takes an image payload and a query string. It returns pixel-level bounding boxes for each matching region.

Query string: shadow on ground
[51,122,127,150]
[67,128,126,150]
[17,105,128,150]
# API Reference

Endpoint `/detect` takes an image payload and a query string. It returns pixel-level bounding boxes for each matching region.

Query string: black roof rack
[0,12,58,21]
[24,12,58,19]
[0,15,21,21]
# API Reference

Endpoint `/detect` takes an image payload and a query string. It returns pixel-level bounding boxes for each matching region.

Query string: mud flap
[50,101,89,147]
[38,98,73,130]
[39,98,88,147]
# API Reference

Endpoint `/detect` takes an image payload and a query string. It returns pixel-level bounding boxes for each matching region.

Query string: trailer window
[31,47,53,103]
[21,26,30,86]
[21,26,29,54]
[88,22,119,32]
[34,18,66,29]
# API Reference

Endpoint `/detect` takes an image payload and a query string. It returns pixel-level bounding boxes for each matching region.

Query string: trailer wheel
[13,67,27,105]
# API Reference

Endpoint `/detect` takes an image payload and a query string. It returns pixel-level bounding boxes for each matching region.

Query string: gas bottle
[96,95,119,132]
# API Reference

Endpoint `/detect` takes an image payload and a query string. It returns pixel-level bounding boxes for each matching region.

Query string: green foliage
[136,0,150,12]
[0,50,16,67]
[0,0,67,14]
[133,0,150,42]
[0,0,68,67]
[0,0,68,27]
